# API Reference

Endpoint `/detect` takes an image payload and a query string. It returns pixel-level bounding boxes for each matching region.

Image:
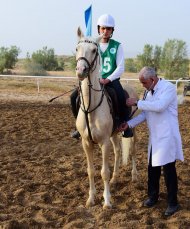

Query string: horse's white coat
[75,28,138,209]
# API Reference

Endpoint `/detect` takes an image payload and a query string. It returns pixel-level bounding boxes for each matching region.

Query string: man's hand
[100,78,111,85]
[126,98,138,106]
[118,122,129,132]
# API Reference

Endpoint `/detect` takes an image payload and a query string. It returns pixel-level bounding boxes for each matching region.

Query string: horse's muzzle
[76,66,89,80]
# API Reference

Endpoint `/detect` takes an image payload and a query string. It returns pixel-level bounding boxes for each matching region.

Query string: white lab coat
[128,79,184,166]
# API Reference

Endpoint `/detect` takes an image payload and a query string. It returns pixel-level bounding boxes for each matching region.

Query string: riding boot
[122,128,133,138]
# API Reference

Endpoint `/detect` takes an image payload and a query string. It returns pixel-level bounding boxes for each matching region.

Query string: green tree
[153,46,162,71]
[125,58,138,72]
[137,44,162,71]
[0,46,20,73]
[31,46,59,71]
[67,55,77,71]
[56,57,65,71]
[137,44,153,68]
[0,57,6,74]
[160,39,189,79]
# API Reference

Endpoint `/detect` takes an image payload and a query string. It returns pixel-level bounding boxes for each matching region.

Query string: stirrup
[71,130,80,140]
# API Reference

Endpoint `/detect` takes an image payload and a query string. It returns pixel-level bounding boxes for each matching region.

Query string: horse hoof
[110,178,116,185]
[132,173,138,182]
[103,203,112,210]
[132,177,138,182]
[86,199,95,208]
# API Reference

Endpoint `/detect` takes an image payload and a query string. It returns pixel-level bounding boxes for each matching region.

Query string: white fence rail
[0,74,190,94]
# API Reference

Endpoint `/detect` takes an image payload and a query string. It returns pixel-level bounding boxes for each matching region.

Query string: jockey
[71,14,133,139]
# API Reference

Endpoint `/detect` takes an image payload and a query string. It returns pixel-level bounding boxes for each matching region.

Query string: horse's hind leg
[110,134,121,185]
[82,139,96,207]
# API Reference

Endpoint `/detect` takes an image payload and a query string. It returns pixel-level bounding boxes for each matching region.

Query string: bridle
[76,39,105,141]
[76,40,99,76]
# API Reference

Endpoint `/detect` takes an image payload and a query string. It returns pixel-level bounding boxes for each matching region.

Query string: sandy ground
[0,91,190,228]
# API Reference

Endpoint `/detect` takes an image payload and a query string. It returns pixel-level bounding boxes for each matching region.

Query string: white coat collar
[152,78,162,94]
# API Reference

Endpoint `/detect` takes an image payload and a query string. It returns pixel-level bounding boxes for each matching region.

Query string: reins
[49,87,77,103]
[79,80,105,114]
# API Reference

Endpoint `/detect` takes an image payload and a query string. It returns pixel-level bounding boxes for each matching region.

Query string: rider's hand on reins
[100,78,111,85]
[126,98,138,106]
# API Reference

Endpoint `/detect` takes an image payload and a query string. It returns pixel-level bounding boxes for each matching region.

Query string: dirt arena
[0,91,190,228]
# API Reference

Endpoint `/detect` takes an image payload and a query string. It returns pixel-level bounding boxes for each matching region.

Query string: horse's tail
[121,129,138,181]
[121,129,136,165]
[121,137,132,165]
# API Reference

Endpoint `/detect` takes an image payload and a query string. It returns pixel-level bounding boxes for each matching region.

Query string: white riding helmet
[97,14,115,27]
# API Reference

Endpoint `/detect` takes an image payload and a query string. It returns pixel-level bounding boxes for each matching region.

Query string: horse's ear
[77,27,84,39]
[95,34,103,44]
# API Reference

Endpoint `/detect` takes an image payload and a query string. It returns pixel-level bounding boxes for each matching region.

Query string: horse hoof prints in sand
[75,27,138,209]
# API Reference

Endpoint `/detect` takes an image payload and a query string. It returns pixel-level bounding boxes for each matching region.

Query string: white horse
[75,27,138,209]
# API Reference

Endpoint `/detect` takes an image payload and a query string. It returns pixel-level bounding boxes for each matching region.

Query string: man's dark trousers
[148,151,178,206]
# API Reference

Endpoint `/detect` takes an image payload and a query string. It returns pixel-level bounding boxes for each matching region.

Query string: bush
[24,60,47,76]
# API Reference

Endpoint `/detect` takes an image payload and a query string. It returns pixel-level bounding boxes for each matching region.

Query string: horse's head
[75,27,102,81]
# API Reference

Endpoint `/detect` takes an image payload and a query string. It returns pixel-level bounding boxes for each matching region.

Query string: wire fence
[0,75,189,104]
[0,74,189,91]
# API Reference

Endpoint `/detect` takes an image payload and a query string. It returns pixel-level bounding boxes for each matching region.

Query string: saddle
[105,87,132,133]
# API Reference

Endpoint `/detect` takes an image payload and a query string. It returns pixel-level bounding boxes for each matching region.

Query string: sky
[0,0,189,58]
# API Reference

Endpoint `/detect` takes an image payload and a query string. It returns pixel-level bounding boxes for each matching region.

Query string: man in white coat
[119,66,184,216]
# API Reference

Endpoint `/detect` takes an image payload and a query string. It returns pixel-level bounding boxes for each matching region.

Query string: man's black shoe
[164,204,179,216]
[122,128,133,138]
[71,130,80,140]
[143,198,158,208]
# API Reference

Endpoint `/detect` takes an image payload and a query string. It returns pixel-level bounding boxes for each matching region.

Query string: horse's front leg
[100,139,112,209]
[82,139,96,207]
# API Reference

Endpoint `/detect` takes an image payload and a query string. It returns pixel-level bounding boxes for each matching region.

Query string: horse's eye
[76,48,78,52]
[92,48,96,54]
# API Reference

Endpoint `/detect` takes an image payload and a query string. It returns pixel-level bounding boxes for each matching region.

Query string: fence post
[37,78,40,94]
[176,78,182,91]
